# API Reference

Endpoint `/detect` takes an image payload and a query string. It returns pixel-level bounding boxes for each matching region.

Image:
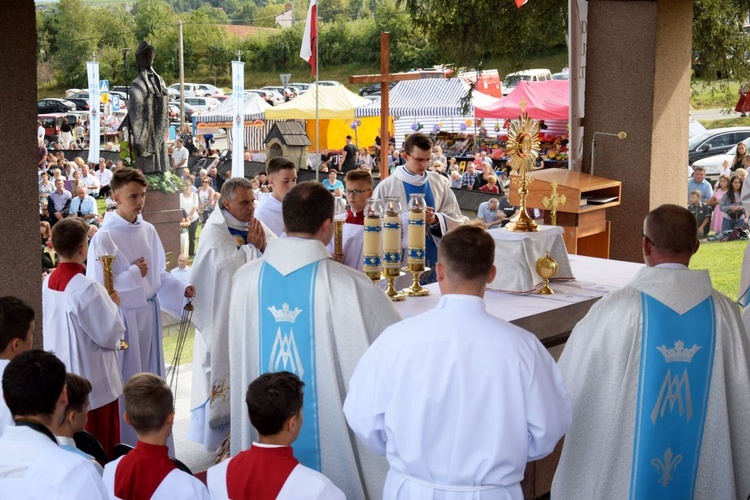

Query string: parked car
[501,69,552,96]
[359,81,396,96]
[180,97,218,114]
[688,127,750,164]
[551,72,569,80]
[257,88,285,105]
[316,80,343,86]
[38,112,81,143]
[288,82,311,94]
[261,86,296,101]
[38,98,76,114]
[692,136,750,182]
[168,83,224,98]
[66,98,90,111]
[168,101,196,121]
[247,89,278,106]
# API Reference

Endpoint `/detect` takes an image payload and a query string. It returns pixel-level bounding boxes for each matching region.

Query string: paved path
[692,108,739,121]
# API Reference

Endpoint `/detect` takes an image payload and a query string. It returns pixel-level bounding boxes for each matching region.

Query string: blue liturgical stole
[739,284,750,308]
[402,180,437,283]
[630,294,716,499]
[258,261,321,471]
[227,227,248,249]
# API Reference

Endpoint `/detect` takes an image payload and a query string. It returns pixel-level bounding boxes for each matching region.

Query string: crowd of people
[688,162,748,241]
[8,129,750,499]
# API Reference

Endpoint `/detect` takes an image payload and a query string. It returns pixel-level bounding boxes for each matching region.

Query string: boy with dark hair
[0,350,107,498]
[208,371,344,499]
[688,189,711,238]
[87,167,195,447]
[0,296,35,437]
[44,217,125,457]
[52,373,103,473]
[255,156,298,236]
[102,373,209,499]
[345,225,571,499]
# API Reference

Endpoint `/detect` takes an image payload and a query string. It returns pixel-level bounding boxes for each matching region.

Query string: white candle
[383,211,401,267]
[363,215,383,275]
[407,208,425,266]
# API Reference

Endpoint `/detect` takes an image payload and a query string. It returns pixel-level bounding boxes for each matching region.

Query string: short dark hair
[110,167,148,192]
[0,297,34,353]
[65,373,92,414]
[246,372,304,436]
[345,170,373,186]
[438,226,495,283]
[123,373,173,434]
[403,133,433,155]
[644,204,697,255]
[283,182,334,234]
[51,217,89,259]
[3,350,66,418]
[221,177,253,203]
[267,156,296,176]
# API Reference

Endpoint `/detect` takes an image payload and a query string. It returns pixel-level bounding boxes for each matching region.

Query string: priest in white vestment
[0,351,107,499]
[372,133,463,282]
[188,178,276,451]
[344,226,571,499]
[87,168,194,445]
[229,182,401,500]
[552,205,750,499]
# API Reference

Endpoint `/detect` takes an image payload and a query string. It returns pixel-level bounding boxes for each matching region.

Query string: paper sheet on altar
[487,225,573,292]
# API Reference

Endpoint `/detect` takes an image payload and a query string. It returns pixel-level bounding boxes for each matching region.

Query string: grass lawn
[700,117,750,129]
[691,80,741,110]
[690,238,747,300]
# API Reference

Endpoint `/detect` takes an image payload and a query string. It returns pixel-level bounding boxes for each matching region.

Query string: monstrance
[505,107,541,232]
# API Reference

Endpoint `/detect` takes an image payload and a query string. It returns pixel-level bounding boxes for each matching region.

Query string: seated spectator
[0,297,35,437]
[450,170,462,189]
[102,373,208,498]
[96,162,113,199]
[49,178,72,223]
[207,372,344,499]
[479,174,501,194]
[688,166,713,203]
[321,170,344,192]
[70,186,99,227]
[688,189,711,238]
[39,172,54,201]
[40,200,56,227]
[462,163,478,190]
[476,198,505,229]
[79,165,100,198]
[0,350,107,497]
[356,148,373,170]
[52,373,103,474]
[170,254,192,283]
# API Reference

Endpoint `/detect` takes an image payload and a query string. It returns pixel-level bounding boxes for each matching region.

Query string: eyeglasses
[406,153,432,164]
[346,189,371,196]
[641,230,657,247]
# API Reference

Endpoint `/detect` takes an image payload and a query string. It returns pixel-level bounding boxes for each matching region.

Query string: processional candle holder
[333,195,347,259]
[382,197,405,301]
[403,193,431,297]
[96,230,128,350]
[505,108,541,233]
[536,252,559,295]
[362,198,384,283]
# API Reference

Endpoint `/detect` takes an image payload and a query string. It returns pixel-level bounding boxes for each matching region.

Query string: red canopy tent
[475,80,569,120]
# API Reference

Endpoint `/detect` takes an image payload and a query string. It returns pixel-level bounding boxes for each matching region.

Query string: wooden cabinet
[509,169,622,258]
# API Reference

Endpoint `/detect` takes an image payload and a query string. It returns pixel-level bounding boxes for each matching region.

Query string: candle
[383,197,401,269]
[362,199,383,280]
[406,193,426,270]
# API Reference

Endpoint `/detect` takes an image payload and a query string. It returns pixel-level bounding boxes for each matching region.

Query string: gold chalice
[536,252,558,295]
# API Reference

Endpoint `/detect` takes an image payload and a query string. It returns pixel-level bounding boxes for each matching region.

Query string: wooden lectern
[509,170,622,258]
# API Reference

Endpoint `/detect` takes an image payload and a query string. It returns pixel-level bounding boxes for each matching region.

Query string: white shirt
[0,359,11,437]
[172,146,189,169]
[96,168,113,187]
[170,266,191,282]
[254,194,285,236]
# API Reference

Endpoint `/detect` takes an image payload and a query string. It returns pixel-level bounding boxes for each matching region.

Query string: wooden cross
[350,32,444,179]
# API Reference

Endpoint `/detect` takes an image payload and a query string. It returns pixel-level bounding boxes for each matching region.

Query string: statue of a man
[127,40,169,174]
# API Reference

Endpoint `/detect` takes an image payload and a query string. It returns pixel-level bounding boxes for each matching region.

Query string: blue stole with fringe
[402,180,437,282]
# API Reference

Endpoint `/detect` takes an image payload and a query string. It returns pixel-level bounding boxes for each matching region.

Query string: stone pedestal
[143,189,182,272]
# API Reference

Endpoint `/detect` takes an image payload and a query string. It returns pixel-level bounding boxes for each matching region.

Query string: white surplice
[187,207,275,451]
[254,194,285,236]
[87,212,187,445]
[739,174,750,328]
[326,222,364,271]
[372,166,464,237]
[228,237,401,500]
[207,444,346,500]
[102,456,209,500]
[344,294,571,500]
[42,273,125,410]
[552,267,750,499]
[0,360,11,437]
[0,426,107,499]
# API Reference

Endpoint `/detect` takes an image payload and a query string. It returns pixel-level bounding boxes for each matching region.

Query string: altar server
[254,156,298,236]
[208,371,344,499]
[0,350,107,499]
[552,204,750,498]
[372,133,463,281]
[188,177,275,451]
[344,225,570,499]
[325,169,373,271]
[87,167,194,445]
[228,181,401,499]
[0,297,35,437]
[103,373,209,499]
[44,217,125,456]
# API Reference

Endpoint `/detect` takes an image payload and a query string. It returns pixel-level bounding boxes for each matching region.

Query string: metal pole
[178,20,185,132]
[315,8,320,182]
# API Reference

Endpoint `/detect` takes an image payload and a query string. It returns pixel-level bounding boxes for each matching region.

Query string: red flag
[515,0,528,7]
[300,0,318,76]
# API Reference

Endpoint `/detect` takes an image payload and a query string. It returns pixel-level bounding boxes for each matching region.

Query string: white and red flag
[300,0,318,76]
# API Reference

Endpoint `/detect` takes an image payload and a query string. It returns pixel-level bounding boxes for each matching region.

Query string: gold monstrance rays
[505,105,541,232]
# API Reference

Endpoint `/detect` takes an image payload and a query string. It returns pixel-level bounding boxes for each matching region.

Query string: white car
[502,69,552,96]
[181,96,220,113]
[691,137,750,181]
[169,83,224,98]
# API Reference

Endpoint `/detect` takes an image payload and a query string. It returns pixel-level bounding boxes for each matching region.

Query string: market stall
[194,93,272,151]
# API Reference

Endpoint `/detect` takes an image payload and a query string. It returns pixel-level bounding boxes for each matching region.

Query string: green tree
[53,0,98,87]
[133,0,177,42]
[254,3,287,28]
[318,0,352,22]
[693,0,750,80]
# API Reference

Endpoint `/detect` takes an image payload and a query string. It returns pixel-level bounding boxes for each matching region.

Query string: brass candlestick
[505,106,541,233]
[536,252,559,295]
[99,254,116,294]
[383,266,405,301]
[403,263,431,296]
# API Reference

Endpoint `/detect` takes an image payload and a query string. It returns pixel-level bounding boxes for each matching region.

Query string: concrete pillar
[0,1,43,347]
[583,0,693,263]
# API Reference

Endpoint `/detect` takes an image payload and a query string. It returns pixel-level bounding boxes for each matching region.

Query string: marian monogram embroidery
[268,303,305,378]
[651,341,701,424]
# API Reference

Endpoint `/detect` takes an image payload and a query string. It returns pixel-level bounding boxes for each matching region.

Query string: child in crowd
[344,170,373,225]
[207,372,344,500]
[102,373,209,499]
[688,190,711,238]
[44,218,126,457]
[53,373,103,474]
[254,157,298,236]
[0,297,35,437]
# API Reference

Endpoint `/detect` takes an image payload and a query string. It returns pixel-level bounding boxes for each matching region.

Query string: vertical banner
[569,0,587,172]
[87,61,101,164]
[232,60,245,178]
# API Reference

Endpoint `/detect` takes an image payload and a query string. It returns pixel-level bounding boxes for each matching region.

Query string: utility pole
[121,47,131,92]
[178,20,185,131]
